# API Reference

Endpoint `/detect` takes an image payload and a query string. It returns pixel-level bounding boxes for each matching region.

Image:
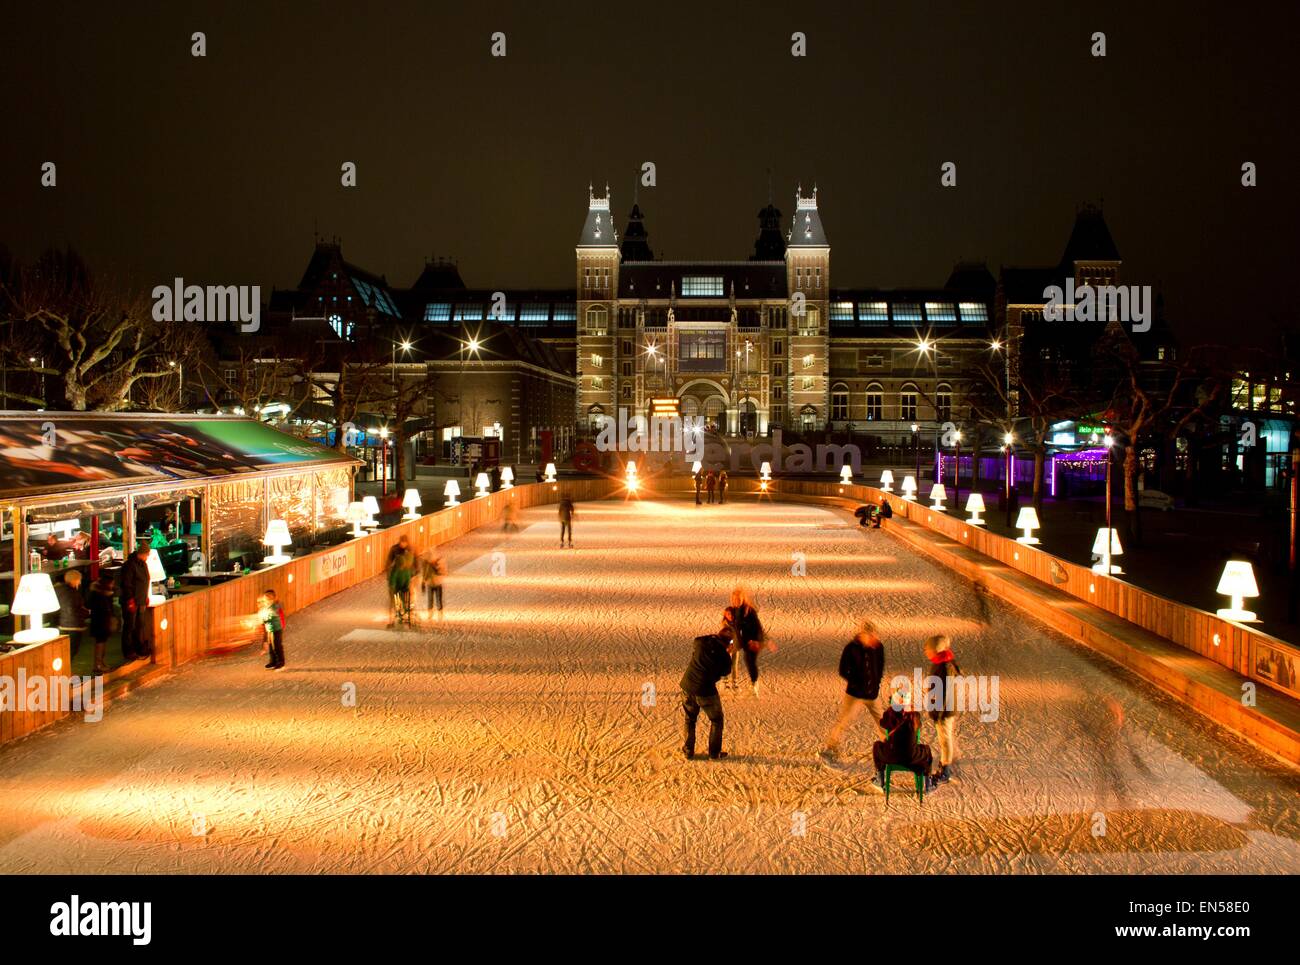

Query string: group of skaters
[382,535,448,628]
[679,591,960,793]
[693,469,729,505]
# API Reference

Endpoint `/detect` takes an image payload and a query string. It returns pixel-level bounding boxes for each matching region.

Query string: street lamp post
[1004,431,1015,528]
[380,426,390,496]
[953,429,962,508]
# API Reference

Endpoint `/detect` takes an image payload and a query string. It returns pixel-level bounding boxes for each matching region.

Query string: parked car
[1138,489,1174,511]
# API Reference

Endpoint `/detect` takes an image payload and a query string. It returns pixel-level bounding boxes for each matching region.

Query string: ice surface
[0,498,1295,873]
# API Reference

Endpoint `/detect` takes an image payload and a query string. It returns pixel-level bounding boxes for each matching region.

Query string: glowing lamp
[880,469,894,492]
[901,475,917,501]
[543,462,557,483]
[443,479,461,508]
[262,519,292,565]
[965,492,986,525]
[1215,561,1260,622]
[146,548,168,604]
[840,465,853,485]
[475,472,491,497]
[345,501,368,538]
[361,495,380,528]
[929,483,947,512]
[11,573,60,644]
[500,467,514,489]
[1091,527,1123,575]
[1014,507,1041,544]
[760,461,772,481]
[402,488,422,520]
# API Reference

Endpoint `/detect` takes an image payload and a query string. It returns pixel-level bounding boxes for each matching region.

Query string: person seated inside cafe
[41,533,65,561]
[70,531,92,559]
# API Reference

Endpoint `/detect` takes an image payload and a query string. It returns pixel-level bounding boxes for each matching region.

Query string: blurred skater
[705,470,717,504]
[819,620,886,764]
[924,634,961,783]
[419,547,446,619]
[558,494,575,547]
[694,470,703,505]
[722,586,769,697]
[503,502,519,533]
[717,470,728,504]
[258,591,285,670]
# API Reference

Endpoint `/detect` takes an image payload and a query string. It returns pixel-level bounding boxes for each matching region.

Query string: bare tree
[0,247,190,411]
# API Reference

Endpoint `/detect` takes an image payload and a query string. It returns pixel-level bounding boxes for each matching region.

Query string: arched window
[899,383,919,423]
[865,382,884,421]
[799,404,818,431]
[587,404,607,434]
[831,383,850,421]
[936,383,952,422]
[585,305,608,334]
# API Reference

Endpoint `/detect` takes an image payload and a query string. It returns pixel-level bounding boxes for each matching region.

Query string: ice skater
[694,470,703,505]
[924,634,961,783]
[679,628,737,760]
[419,547,446,619]
[558,494,575,547]
[717,470,728,504]
[258,591,286,670]
[387,540,415,627]
[705,470,717,504]
[819,620,886,764]
[722,586,768,697]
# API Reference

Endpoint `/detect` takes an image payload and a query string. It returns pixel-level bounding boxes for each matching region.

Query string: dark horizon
[3,1,1298,346]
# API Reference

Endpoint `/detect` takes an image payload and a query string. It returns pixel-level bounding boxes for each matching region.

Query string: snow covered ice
[0,497,1296,874]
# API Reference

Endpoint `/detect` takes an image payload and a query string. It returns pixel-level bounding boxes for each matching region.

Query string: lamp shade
[965,493,985,514]
[840,465,853,483]
[760,461,772,478]
[402,488,422,509]
[146,549,167,583]
[626,460,638,475]
[500,467,514,484]
[880,469,894,487]
[345,500,368,522]
[362,495,379,515]
[901,475,917,492]
[544,462,557,480]
[443,479,461,498]
[930,483,947,502]
[1015,507,1040,531]
[1092,527,1123,557]
[263,519,291,546]
[11,573,58,617]
[1217,561,1259,598]
[475,472,490,492]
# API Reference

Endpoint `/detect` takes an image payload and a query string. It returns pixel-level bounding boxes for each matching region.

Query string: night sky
[3,1,1297,345]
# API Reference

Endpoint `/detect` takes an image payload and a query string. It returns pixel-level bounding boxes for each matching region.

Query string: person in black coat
[118,544,152,661]
[679,631,736,760]
[88,574,117,675]
[819,620,886,762]
[694,471,703,505]
[924,634,962,783]
[873,495,892,527]
[705,470,717,504]
[871,691,936,792]
[54,570,90,657]
[721,586,767,696]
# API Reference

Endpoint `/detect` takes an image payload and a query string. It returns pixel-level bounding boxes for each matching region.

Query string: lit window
[892,303,923,323]
[831,389,849,420]
[866,386,883,420]
[831,301,854,324]
[959,302,989,325]
[454,304,484,321]
[858,302,889,325]
[424,302,452,322]
[519,305,549,325]
[681,276,725,297]
[585,306,608,334]
[801,376,816,391]
[802,354,815,369]
[925,302,957,322]
[591,354,603,368]
[591,376,604,390]
[900,389,918,421]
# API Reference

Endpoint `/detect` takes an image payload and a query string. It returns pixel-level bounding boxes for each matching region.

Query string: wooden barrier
[0,634,73,744]
[717,477,1300,701]
[149,479,617,667]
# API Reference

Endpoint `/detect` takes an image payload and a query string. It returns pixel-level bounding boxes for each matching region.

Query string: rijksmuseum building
[266,185,1152,454]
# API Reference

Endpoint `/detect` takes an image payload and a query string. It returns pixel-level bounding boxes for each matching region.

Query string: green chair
[882,765,925,806]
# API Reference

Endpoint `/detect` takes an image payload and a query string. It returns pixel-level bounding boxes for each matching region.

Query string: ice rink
[0,496,1296,874]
